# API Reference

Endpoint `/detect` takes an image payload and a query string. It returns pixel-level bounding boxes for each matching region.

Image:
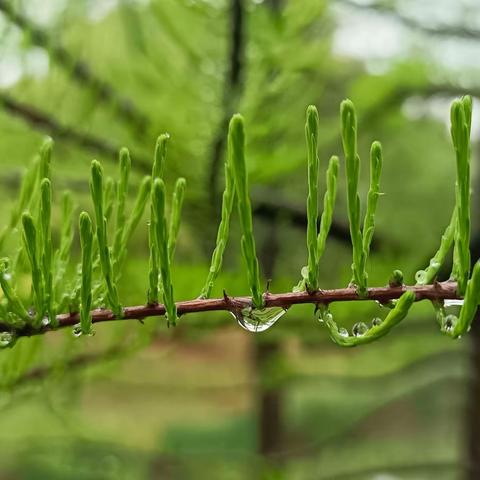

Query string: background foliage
[0,0,478,478]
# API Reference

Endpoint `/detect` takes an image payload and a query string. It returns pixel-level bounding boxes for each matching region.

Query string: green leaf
[152,178,177,325]
[0,258,30,323]
[21,213,44,326]
[305,105,320,291]
[340,99,367,295]
[152,134,169,179]
[168,177,186,262]
[450,96,472,295]
[228,114,263,308]
[40,178,55,326]
[200,162,235,299]
[89,160,122,317]
[362,141,383,263]
[323,291,416,346]
[416,209,456,285]
[79,212,94,335]
[113,147,131,270]
[317,155,339,263]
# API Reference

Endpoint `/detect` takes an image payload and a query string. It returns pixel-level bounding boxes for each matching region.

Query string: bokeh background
[0,0,478,478]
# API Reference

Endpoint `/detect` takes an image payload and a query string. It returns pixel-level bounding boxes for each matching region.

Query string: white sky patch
[402,95,480,141]
[0,53,22,88]
[332,6,410,61]
[23,0,69,26]
[86,0,118,22]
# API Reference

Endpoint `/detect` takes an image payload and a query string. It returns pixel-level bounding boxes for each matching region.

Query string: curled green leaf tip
[153,133,170,179]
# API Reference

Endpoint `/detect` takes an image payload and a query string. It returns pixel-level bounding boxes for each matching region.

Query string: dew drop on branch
[371,317,382,327]
[232,306,287,333]
[338,327,349,338]
[0,332,16,348]
[352,321,368,337]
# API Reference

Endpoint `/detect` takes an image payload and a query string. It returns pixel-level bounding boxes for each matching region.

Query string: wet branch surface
[8,281,460,338]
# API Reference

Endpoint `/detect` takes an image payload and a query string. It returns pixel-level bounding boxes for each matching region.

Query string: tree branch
[207,0,245,208]
[0,0,151,135]
[0,92,151,172]
[8,281,460,338]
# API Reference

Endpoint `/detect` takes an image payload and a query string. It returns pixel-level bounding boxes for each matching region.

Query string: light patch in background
[23,0,69,26]
[331,0,480,71]
[86,0,119,22]
[0,53,22,88]
[331,6,409,62]
[402,95,480,142]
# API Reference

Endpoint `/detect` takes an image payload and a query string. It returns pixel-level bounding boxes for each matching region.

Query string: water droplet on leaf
[0,331,15,348]
[72,324,95,338]
[371,317,382,327]
[352,321,368,337]
[72,324,83,338]
[443,314,458,333]
[338,327,349,338]
[415,270,427,284]
[232,306,287,333]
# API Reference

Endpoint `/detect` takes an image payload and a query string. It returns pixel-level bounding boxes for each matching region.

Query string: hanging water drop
[352,321,368,337]
[0,331,16,348]
[232,306,287,333]
[72,323,95,337]
[314,304,330,324]
[442,314,458,333]
[338,327,349,338]
[371,317,382,327]
[41,317,50,327]
[72,324,83,338]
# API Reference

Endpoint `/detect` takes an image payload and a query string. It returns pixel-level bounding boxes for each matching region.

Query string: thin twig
[0,92,151,172]
[7,281,460,338]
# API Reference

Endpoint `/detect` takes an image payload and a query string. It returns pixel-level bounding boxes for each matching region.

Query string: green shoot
[229,114,263,308]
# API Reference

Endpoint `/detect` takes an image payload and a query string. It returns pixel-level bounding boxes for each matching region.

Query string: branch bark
[8,281,460,338]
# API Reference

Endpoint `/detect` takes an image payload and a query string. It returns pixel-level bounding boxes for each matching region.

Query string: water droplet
[371,317,382,327]
[72,324,82,338]
[315,304,330,324]
[0,331,15,348]
[300,266,308,279]
[72,324,95,338]
[41,317,50,327]
[338,327,349,338]
[232,306,287,333]
[429,260,441,269]
[443,314,458,333]
[352,321,368,337]
[2,273,11,282]
[415,270,427,284]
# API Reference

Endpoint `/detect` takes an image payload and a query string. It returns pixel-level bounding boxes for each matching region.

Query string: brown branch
[0,92,151,173]
[0,0,150,135]
[8,281,460,338]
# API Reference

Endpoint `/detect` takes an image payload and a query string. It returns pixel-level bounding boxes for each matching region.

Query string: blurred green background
[0,0,478,478]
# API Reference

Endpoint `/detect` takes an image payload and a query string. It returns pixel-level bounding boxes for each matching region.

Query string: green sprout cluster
[0,96,476,349]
